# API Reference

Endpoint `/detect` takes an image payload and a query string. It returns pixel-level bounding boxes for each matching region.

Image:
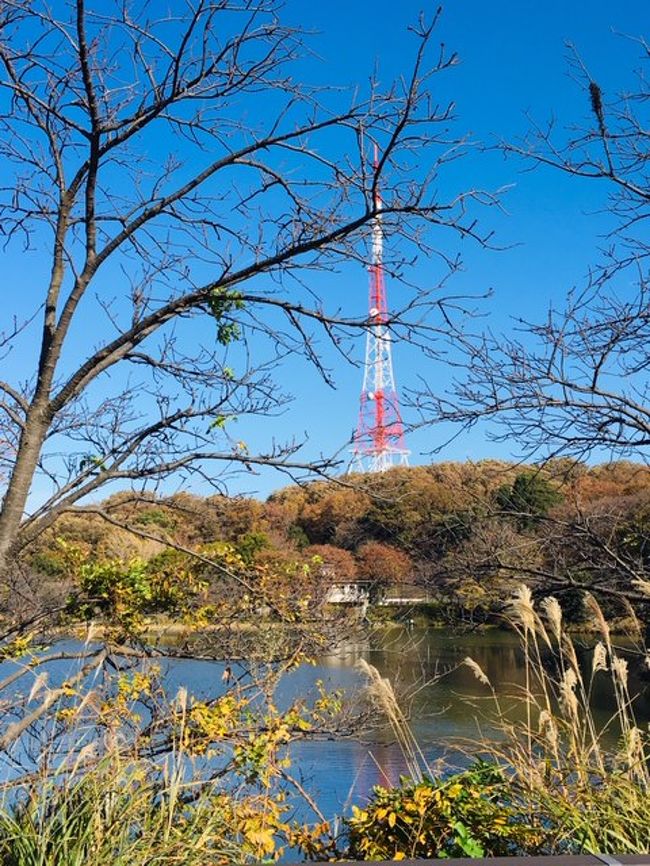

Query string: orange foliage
[355,542,412,585]
[305,545,358,582]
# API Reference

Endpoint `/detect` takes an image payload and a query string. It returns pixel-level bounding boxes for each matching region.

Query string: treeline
[28,459,650,626]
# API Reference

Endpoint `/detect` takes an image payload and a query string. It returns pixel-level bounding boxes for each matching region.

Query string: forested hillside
[26,460,650,627]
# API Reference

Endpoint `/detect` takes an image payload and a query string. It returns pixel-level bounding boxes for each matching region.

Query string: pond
[1,626,648,826]
[160,625,650,823]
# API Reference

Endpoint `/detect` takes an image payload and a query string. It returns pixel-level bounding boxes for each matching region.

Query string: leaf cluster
[345,761,543,861]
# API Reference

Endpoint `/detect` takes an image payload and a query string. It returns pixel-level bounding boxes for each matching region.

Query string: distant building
[325,580,372,605]
[325,581,430,606]
[378,585,431,606]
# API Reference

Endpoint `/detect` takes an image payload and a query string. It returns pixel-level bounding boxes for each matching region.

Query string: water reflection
[276,627,650,821]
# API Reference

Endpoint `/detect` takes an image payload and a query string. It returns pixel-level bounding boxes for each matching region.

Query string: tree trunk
[0,404,50,574]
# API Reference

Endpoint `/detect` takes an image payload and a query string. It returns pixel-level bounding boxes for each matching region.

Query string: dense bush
[346,761,543,860]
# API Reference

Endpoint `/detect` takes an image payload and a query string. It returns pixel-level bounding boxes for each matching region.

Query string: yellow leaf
[388,811,397,828]
[246,829,275,854]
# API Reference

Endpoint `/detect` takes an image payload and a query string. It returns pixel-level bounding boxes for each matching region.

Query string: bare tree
[415,37,650,466]
[0,0,493,577]
[405,38,650,615]
[446,496,650,607]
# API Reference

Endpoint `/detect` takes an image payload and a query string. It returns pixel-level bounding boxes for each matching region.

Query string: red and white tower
[351,147,410,473]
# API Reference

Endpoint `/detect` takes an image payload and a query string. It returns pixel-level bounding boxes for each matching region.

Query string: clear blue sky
[3,1,647,503]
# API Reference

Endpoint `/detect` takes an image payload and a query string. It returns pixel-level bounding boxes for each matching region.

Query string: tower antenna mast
[351,146,410,473]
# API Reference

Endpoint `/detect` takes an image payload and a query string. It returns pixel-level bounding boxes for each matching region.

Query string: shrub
[346,761,542,861]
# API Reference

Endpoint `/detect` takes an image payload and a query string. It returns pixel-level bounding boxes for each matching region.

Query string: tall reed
[357,658,432,783]
[464,586,650,854]
[355,586,650,856]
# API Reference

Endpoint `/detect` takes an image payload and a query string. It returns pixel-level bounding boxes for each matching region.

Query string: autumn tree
[293,486,371,548]
[356,541,412,587]
[306,544,358,582]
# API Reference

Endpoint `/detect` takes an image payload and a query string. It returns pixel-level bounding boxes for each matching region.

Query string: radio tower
[350,146,410,473]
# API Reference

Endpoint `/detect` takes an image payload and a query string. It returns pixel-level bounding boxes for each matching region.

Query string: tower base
[349,447,410,474]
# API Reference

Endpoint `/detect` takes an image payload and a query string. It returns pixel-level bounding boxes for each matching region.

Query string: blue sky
[3,1,647,504]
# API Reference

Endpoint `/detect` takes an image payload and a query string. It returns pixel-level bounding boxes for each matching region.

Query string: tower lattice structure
[350,148,410,473]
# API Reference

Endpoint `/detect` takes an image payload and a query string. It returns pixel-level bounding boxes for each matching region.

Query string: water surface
[2,626,648,825]
[161,626,650,821]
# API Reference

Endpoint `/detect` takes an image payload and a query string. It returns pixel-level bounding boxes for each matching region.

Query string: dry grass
[358,586,650,855]
[0,682,290,866]
[463,587,650,854]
